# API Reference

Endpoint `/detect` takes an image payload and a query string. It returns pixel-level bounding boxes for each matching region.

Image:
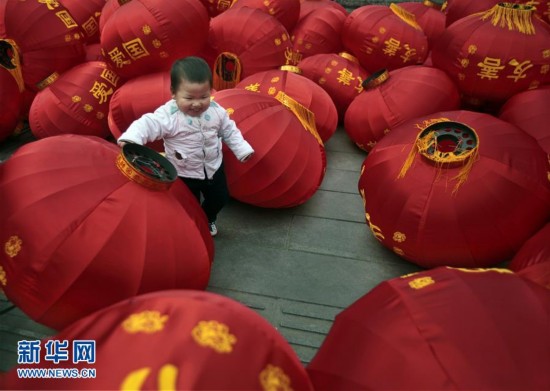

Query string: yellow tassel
[390,3,422,31]
[213,52,242,91]
[275,91,323,146]
[480,3,536,35]
[397,142,420,179]
[0,39,25,92]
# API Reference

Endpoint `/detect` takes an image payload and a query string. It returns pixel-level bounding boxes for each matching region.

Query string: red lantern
[212,88,326,208]
[236,66,338,142]
[29,61,121,140]
[344,66,461,152]
[399,1,446,48]
[100,0,209,79]
[0,290,314,391]
[0,0,86,92]
[298,51,369,119]
[341,4,429,73]
[59,0,106,44]
[0,65,23,142]
[442,0,540,27]
[508,223,550,289]
[208,7,292,90]
[0,135,214,330]
[108,70,170,152]
[290,6,346,64]
[307,267,550,390]
[230,0,301,32]
[98,0,121,33]
[299,0,348,20]
[432,3,550,105]
[499,85,550,154]
[357,110,550,268]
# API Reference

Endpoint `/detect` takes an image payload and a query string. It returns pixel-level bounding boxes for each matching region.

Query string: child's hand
[118,141,126,148]
[241,152,254,162]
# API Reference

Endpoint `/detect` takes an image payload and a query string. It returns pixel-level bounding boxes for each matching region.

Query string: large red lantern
[59,0,106,44]
[213,88,326,208]
[341,4,429,74]
[432,3,550,105]
[0,65,23,142]
[498,84,550,154]
[399,1,446,48]
[0,0,86,92]
[344,65,461,152]
[0,290,314,390]
[299,0,348,20]
[307,267,550,390]
[236,66,338,142]
[100,0,209,79]
[358,110,550,268]
[298,51,369,119]
[289,6,346,64]
[0,135,214,330]
[230,0,301,32]
[29,61,121,140]
[208,7,292,90]
[508,223,550,289]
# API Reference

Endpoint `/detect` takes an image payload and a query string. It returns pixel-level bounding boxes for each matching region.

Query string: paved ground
[0,125,422,372]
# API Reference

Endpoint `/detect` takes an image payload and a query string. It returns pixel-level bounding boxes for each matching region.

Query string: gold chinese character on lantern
[383,37,401,57]
[477,57,505,80]
[337,68,355,86]
[81,17,98,38]
[90,82,114,105]
[408,276,435,289]
[400,44,417,63]
[38,0,60,10]
[244,83,261,92]
[100,69,120,87]
[108,47,132,68]
[506,59,533,82]
[56,10,78,29]
[365,212,385,241]
[123,38,150,60]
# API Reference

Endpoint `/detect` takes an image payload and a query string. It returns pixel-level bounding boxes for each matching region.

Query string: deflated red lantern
[213,88,326,208]
[0,135,214,330]
[358,110,550,268]
[298,51,369,119]
[289,6,346,64]
[399,1,446,48]
[108,70,171,152]
[230,0,301,32]
[208,7,292,90]
[29,61,121,140]
[0,0,86,92]
[100,0,209,79]
[236,66,338,142]
[499,85,550,154]
[0,64,23,142]
[508,223,550,289]
[341,4,429,74]
[344,66,461,152]
[432,3,550,105]
[0,290,314,391]
[307,267,550,391]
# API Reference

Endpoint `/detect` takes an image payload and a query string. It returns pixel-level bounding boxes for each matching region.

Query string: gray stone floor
[0,125,422,372]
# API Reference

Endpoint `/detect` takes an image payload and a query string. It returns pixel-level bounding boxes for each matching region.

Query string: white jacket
[118,99,254,179]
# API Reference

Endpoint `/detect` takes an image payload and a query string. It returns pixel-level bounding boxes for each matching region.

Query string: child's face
[172,79,212,117]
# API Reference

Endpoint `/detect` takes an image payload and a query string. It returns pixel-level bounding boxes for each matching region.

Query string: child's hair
[170,56,213,93]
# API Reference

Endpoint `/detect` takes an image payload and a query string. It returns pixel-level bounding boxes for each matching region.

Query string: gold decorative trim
[4,235,22,258]
[338,51,359,63]
[191,320,236,353]
[390,3,422,30]
[280,65,302,74]
[122,311,169,333]
[481,3,536,34]
[364,69,389,90]
[115,153,173,191]
[36,72,59,90]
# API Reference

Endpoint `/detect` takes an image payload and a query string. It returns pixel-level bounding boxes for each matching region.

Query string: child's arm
[117,102,174,147]
[219,112,254,162]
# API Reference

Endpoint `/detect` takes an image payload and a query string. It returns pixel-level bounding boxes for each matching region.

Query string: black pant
[180,163,230,223]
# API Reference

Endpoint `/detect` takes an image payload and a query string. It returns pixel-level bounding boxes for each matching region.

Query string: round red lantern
[29,61,121,140]
[208,7,292,90]
[100,0,209,79]
[0,65,23,142]
[0,0,86,92]
[358,110,550,268]
[298,51,369,119]
[236,66,338,142]
[444,0,501,26]
[0,290,314,390]
[0,135,214,330]
[59,0,106,44]
[341,4,429,73]
[299,0,348,20]
[432,3,550,105]
[498,84,550,154]
[212,88,326,208]
[399,1,446,48]
[344,66,461,152]
[307,267,550,390]
[508,223,550,289]
[230,0,301,32]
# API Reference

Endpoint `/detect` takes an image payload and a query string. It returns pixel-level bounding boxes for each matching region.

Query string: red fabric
[298,52,369,120]
[432,4,550,104]
[213,89,326,208]
[108,70,170,152]
[399,1,446,48]
[230,0,301,32]
[0,135,213,330]
[499,85,550,154]
[508,223,550,289]
[344,65,461,152]
[29,61,120,140]
[307,267,550,390]
[298,0,348,20]
[341,5,429,74]
[444,0,517,26]
[99,0,209,79]
[357,110,550,268]
[0,66,23,141]
[236,68,338,142]
[0,0,86,92]
[98,0,121,33]
[59,0,106,43]
[1,290,314,390]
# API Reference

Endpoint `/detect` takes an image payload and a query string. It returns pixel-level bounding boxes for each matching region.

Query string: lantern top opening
[363,69,389,90]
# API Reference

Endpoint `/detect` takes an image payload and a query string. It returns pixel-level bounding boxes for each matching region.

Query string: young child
[117,56,254,237]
